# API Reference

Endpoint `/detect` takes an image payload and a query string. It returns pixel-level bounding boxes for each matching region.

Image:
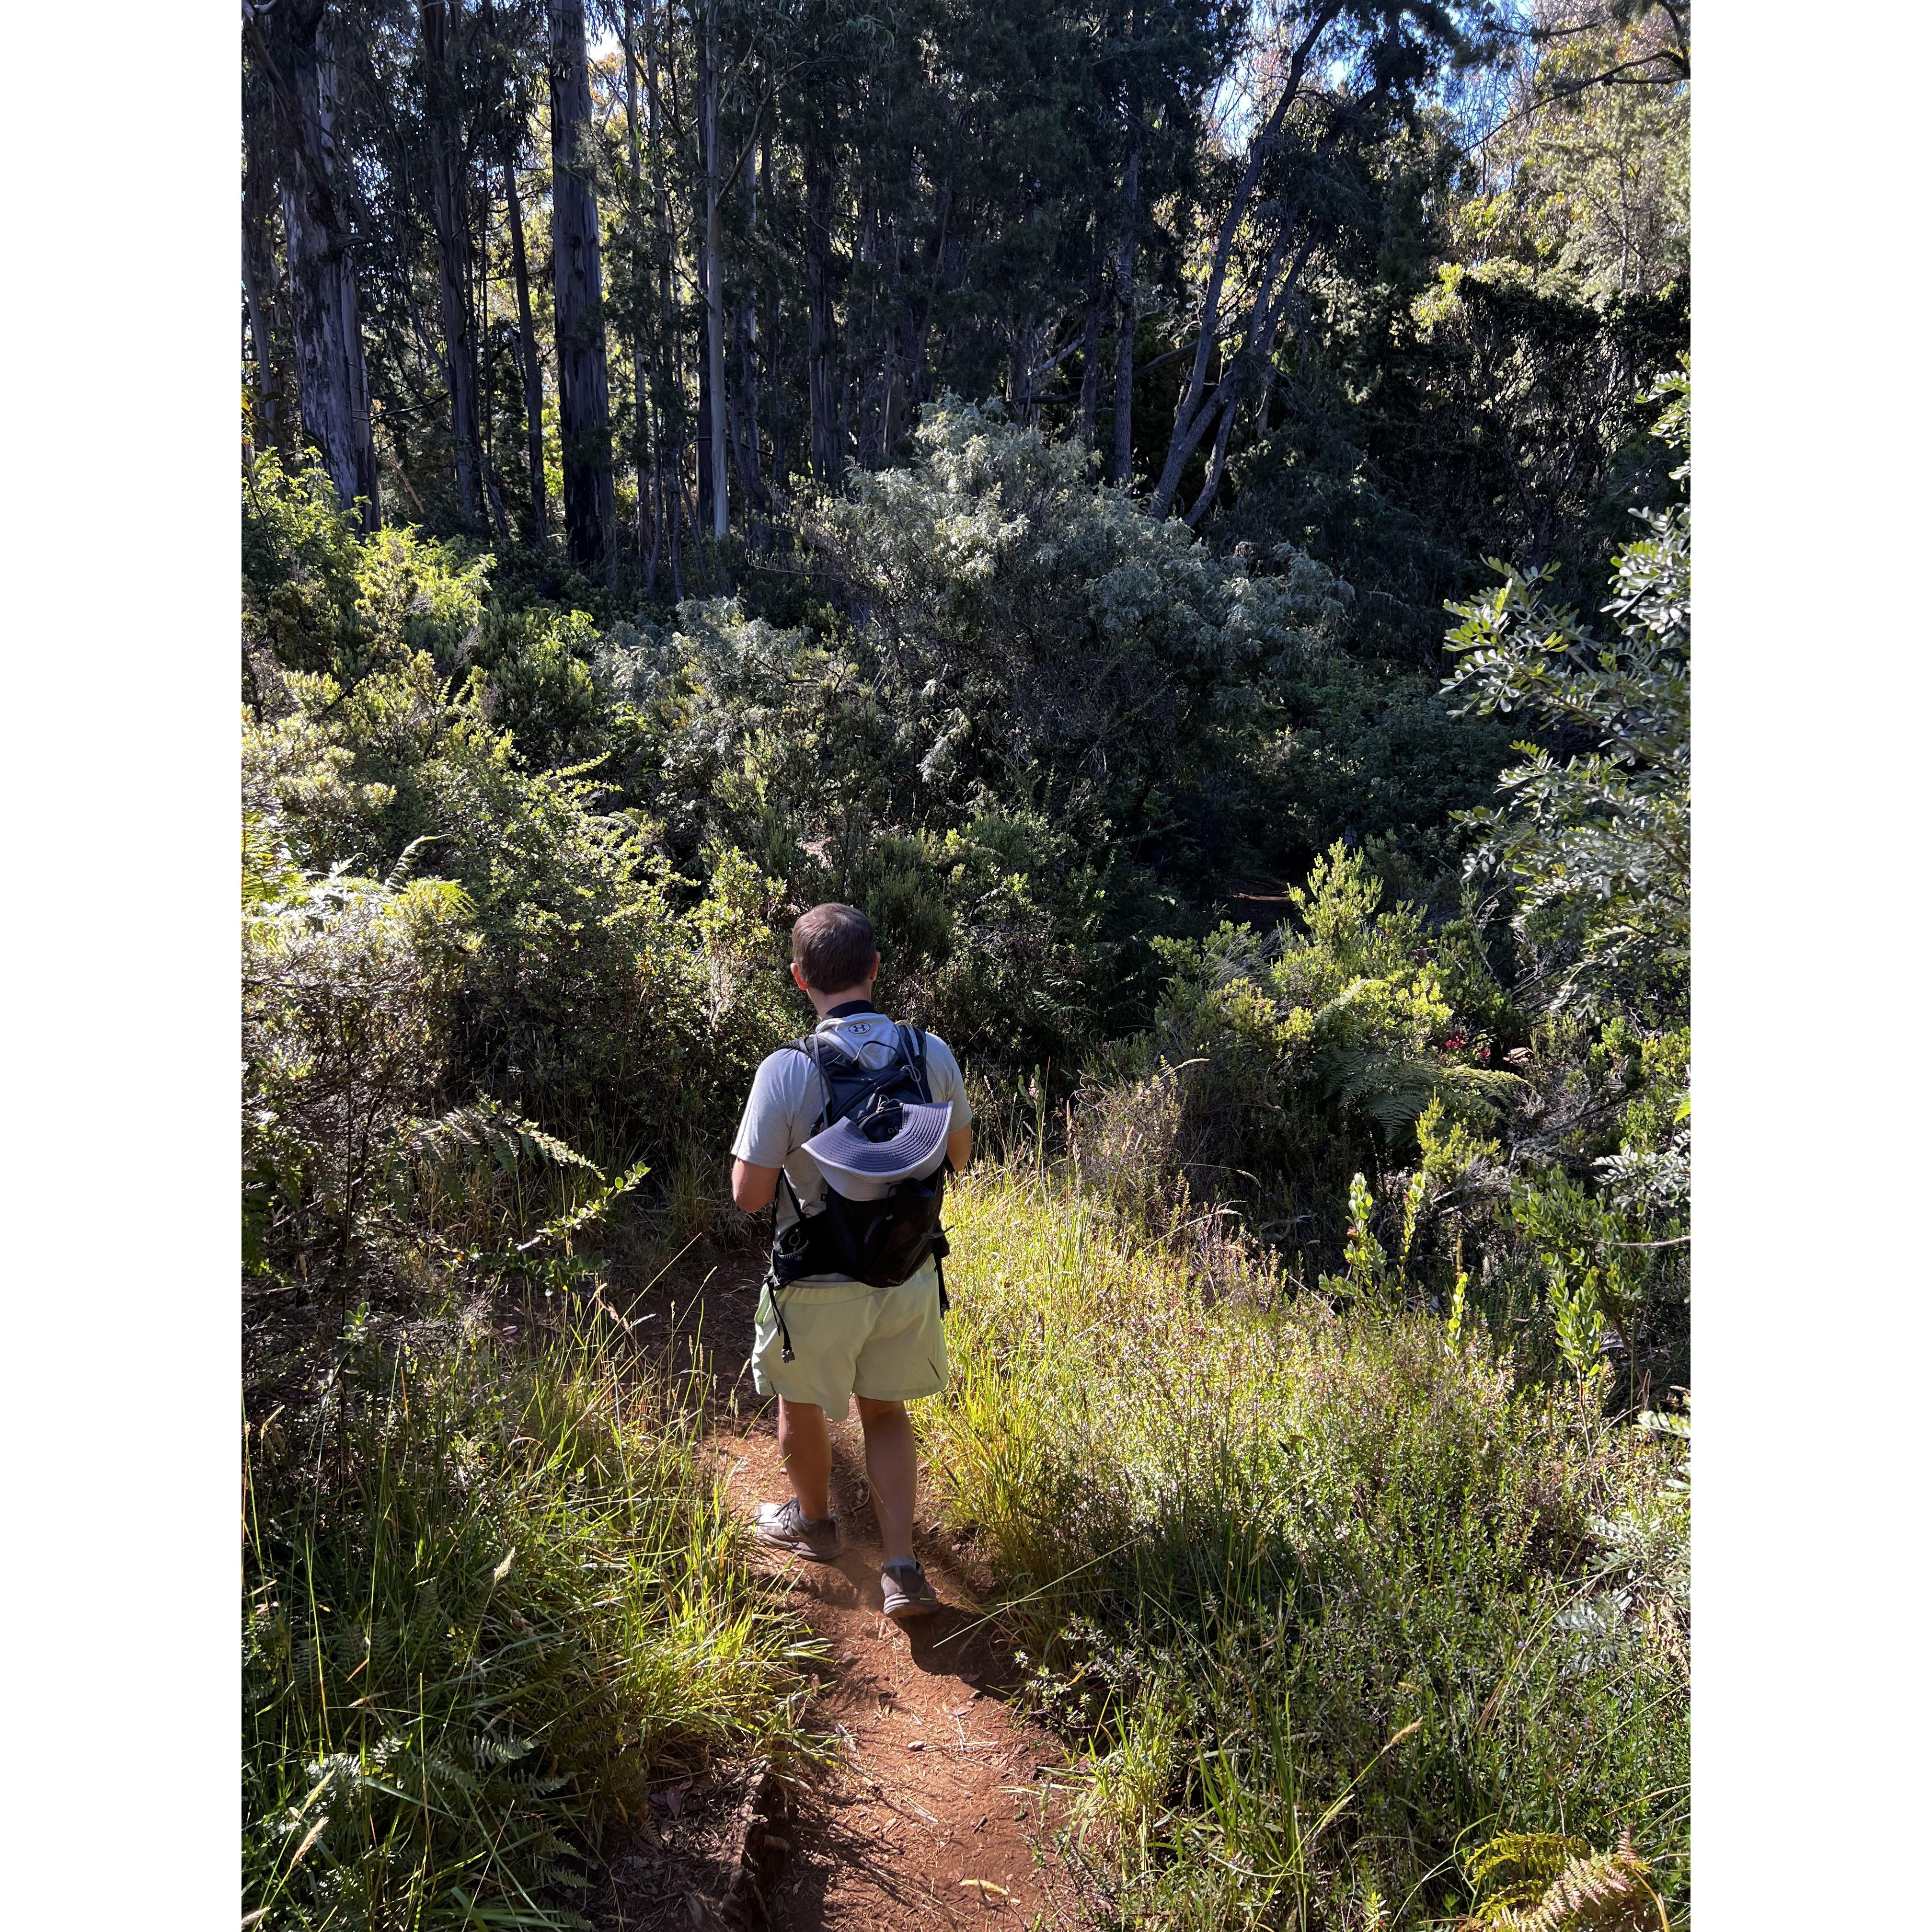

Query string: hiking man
[730,903,972,1622]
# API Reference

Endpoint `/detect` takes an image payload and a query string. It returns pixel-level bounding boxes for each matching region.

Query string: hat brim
[803,1101,953,1184]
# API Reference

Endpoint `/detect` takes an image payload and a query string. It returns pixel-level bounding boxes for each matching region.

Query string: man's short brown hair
[792,903,877,992]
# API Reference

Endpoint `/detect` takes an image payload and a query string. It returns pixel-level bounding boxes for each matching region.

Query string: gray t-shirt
[731,1011,971,1235]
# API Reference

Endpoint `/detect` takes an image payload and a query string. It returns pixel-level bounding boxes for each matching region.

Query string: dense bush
[808,400,1353,867]
[1084,841,1518,1272]
[1057,380,1692,1397]
[244,457,805,1278]
[1443,367,1690,1020]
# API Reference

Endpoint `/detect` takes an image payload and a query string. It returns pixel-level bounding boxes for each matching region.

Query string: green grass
[920,1162,1690,1929]
[242,1312,819,1931]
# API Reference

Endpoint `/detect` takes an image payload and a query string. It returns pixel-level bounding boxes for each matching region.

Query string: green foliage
[922,1163,1689,1928]
[1465,1827,1668,1931]
[243,455,801,1251]
[590,406,1357,1059]
[1449,5,1689,306]
[1443,368,1689,1016]
[242,837,478,1272]
[808,399,1351,868]
[242,9,1696,1922]
[242,1321,815,1931]
[1098,841,1518,1276]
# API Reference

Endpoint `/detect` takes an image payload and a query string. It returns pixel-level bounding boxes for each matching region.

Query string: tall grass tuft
[243,1314,816,1931]
[921,1161,1689,1927]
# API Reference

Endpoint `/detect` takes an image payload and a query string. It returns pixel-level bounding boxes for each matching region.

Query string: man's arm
[732,1159,782,1214]
[946,1126,972,1172]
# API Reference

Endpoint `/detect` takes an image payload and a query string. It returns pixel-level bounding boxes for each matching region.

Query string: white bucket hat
[803,1095,953,1186]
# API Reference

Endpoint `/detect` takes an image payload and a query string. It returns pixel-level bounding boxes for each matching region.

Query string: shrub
[1092,841,1519,1276]
[244,631,795,1201]
[808,398,1351,869]
[1442,367,1689,1019]
[243,826,477,1274]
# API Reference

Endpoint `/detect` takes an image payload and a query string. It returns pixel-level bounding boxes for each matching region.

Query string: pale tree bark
[804,135,840,485]
[420,0,483,523]
[473,184,512,539]
[1111,109,1141,484]
[643,0,677,589]
[501,157,548,547]
[1183,242,1307,527]
[1149,0,1346,520]
[732,153,765,523]
[699,0,730,540]
[547,0,615,570]
[622,0,653,566]
[245,0,381,528]
[241,89,293,462]
[760,129,787,497]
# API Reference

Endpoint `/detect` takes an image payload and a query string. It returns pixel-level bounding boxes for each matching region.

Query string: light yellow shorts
[749,1259,949,1415]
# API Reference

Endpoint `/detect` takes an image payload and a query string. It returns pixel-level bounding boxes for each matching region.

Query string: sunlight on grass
[920,1161,1689,1928]
[242,1316,820,1932]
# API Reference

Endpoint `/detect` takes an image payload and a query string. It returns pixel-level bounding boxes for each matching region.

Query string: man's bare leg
[776,1397,833,1522]
[854,1396,917,1564]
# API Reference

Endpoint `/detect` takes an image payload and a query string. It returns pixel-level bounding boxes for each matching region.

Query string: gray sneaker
[880,1558,941,1621]
[754,1497,838,1561]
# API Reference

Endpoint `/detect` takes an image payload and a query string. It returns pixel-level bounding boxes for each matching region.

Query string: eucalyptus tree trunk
[733,154,765,523]
[1150,0,1346,520]
[621,0,653,568]
[804,137,840,485]
[1112,110,1141,485]
[251,0,380,527]
[643,0,676,590]
[547,0,615,570]
[760,129,785,499]
[240,107,293,463]
[501,159,548,547]
[474,185,511,540]
[699,0,729,540]
[419,0,483,523]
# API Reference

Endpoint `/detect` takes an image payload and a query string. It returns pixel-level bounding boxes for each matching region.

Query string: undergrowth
[242,1313,819,1931]
[920,1163,1689,1929]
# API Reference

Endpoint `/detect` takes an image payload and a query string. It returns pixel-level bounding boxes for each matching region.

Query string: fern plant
[394,1098,647,1278]
[1464,1828,1668,1931]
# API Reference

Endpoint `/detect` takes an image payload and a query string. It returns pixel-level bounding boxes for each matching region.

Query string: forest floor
[586,1252,1078,1932]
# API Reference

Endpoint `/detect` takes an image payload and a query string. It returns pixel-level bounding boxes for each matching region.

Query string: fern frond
[509,1161,651,1256]
[1467,1827,1666,1932]
[1468,1824,1592,1916]
[405,1100,603,1178]
[380,833,448,892]
[1316,1047,1525,1139]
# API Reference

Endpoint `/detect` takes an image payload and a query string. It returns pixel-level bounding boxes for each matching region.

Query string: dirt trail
[591,1254,1075,1932]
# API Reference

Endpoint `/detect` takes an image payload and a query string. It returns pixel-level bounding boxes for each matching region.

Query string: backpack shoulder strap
[897,1023,933,1103]
[782,1032,836,1133]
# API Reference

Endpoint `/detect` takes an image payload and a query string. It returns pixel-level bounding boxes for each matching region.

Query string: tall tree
[642,0,680,588]
[502,154,550,546]
[1148,1,1481,523]
[547,0,615,568]
[244,0,381,527]
[694,0,720,535]
[1112,98,1141,483]
[420,0,485,522]
[241,66,294,462]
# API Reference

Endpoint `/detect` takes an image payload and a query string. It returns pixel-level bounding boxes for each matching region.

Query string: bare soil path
[590,1253,1077,1932]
